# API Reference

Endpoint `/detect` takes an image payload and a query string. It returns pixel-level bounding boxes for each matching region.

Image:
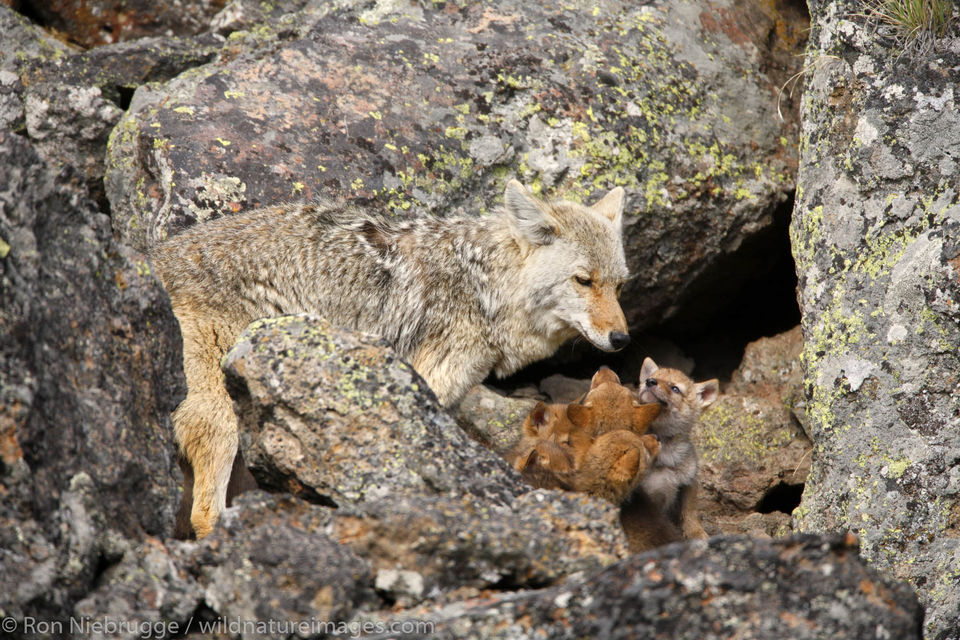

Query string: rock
[455,385,536,454]
[538,374,591,404]
[0,130,184,620]
[104,0,806,332]
[19,0,226,48]
[0,6,75,131]
[17,32,223,201]
[791,2,960,637]
[223,314,525,508]
[729,325,807,434]
[331,491,627,602]
[176,493,376,636]
[377,534,923,639]
[74,492,377,640]
[695,327,811,529]
[72,538,202,640]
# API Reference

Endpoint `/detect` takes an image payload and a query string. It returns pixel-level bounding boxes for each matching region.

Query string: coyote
[637,357,719,540]
[153,180,630,538]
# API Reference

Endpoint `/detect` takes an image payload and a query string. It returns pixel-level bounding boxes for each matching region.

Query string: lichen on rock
[791,1,960,636]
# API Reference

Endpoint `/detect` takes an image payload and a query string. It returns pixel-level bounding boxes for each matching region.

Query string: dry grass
[863,0,956,57]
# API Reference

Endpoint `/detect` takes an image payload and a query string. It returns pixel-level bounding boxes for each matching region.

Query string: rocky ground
[1,0,956,638]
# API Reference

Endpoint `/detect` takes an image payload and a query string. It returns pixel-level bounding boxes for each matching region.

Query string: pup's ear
[523,401,549,437]
[639,357,659,383]
[566,403,593,430]
[504,180,555,246]
[590,365,620,389]
[631,403,661,432]
[590,186,625,228]
[696,379,720,409]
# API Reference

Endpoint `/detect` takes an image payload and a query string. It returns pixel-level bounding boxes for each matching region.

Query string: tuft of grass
[864,0,955,57]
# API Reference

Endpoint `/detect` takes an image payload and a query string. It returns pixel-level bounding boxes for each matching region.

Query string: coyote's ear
[696,379,720,409]
[590,186,624,228]
[504,179,555,246]
[566,403,594,430]
[639,357,658,383]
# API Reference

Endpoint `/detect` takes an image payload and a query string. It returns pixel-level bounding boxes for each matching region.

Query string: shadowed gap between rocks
[756,481,805,515]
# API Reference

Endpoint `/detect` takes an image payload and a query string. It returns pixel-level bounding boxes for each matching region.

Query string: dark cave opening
[641,193,801,382]
[756,481,805,515]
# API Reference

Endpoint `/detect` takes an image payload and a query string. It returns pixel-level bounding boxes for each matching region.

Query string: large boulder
[0,5,74,131]
[223,314,525,507]
[791,1,960,637]
[104,0,807,329]
[0,130,184,624]
[16,26,222,202]
[379,534,923,639]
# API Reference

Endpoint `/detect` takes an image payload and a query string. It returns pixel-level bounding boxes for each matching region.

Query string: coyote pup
[154,180,630,538]
[637,357,719,539]
[508,401,661,504]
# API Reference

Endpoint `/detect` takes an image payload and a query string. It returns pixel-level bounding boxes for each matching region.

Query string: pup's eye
[670,385,681,394]
[575,275,593,287]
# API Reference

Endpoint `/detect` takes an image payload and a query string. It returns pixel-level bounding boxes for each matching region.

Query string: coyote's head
[504,180,630,353]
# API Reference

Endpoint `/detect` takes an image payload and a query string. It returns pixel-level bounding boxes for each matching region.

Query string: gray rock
[0,5,74,131]
[791,2,960,637]
[538,374,591,404]
[331,491,628,601]
[176,493,376,639]
[373,534,923,639]
[223,314,525,508]
[0,130,184,621]
[17,32,222,200]
[104,0,806,331]
[72,539,202,640]
[455,385,536,454]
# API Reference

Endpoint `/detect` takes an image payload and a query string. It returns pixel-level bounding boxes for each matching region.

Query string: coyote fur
[153,180,631,538]
[637,357,719,540]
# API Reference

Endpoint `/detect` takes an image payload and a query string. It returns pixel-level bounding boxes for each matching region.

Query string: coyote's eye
[670,385,681,394]
[575,275,593,287]
[615,282,624,296]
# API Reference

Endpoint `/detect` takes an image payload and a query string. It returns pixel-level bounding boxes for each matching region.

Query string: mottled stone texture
[697,327,811,536]
[0,130,184,623]
[105,0,806,330]
[223,314,524,507]
[379,535,923,640]
[791,2,960,637]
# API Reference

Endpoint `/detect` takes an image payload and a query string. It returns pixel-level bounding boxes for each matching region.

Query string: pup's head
[638,357,719,437]
[517,401,593,468]
[565,366,661,437]
[575,429,661,504]
[503,180,630,353]
[514,439,575,475]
